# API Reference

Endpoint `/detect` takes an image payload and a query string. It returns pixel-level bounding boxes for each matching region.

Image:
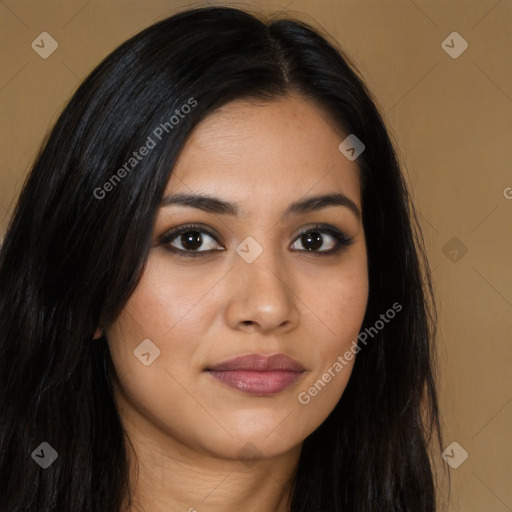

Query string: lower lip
[207,370,304,395]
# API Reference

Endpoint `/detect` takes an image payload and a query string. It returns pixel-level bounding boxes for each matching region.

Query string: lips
[207,353,305,372]
[205,353,306,396]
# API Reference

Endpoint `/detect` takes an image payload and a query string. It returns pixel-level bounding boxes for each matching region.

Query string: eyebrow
[160,191,361,220]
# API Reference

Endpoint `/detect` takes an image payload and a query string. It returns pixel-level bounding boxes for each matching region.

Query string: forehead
[165,94,362,215]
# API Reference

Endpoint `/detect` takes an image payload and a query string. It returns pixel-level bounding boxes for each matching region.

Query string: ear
[93,328,103,340]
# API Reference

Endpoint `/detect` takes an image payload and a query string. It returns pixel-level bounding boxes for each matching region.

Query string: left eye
[290,228,351,254]
[164,228,222,254]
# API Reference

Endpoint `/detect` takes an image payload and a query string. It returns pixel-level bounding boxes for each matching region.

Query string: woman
[0,6,444,511]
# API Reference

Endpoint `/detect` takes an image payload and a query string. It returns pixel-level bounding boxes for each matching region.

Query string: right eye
[160,224,225,258]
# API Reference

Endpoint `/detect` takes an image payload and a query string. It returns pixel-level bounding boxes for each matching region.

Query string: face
[105,93,368,462]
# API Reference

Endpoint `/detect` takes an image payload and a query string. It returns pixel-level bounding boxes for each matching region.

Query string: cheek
[105,253,219,385]
[110,250,228,351]
[104,254,224,442]
[304,247,369,349]
[321,270,367,327]
[294,250,368,411]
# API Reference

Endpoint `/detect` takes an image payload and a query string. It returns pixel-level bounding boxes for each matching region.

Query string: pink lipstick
[205,353,306,396]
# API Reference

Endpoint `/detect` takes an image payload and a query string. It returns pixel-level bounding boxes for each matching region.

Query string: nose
[224,245,301,335]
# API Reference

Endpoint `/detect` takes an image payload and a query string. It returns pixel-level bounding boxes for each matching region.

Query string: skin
[100,93,369,512]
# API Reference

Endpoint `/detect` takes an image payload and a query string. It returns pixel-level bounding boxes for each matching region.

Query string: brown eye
[175,231,206,251]
[290,225,353,254]
[160,224,224,257]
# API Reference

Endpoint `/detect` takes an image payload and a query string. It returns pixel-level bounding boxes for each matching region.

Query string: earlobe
[93,328,103,340]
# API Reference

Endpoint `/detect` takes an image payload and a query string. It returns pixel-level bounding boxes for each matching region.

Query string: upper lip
[206,353,305,372]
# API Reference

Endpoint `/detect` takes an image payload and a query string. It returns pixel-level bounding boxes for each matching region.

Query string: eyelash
[159,223,353,259]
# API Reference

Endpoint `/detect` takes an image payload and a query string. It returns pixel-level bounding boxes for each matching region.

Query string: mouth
[205,353,306,396]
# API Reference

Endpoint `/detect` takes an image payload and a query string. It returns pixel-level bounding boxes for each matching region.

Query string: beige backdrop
[1,0,511,510]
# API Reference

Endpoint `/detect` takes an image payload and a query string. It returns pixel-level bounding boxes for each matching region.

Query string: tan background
[1,0,511,510]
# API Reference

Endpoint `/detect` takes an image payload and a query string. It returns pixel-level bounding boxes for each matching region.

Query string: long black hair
[0,6,444,511]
